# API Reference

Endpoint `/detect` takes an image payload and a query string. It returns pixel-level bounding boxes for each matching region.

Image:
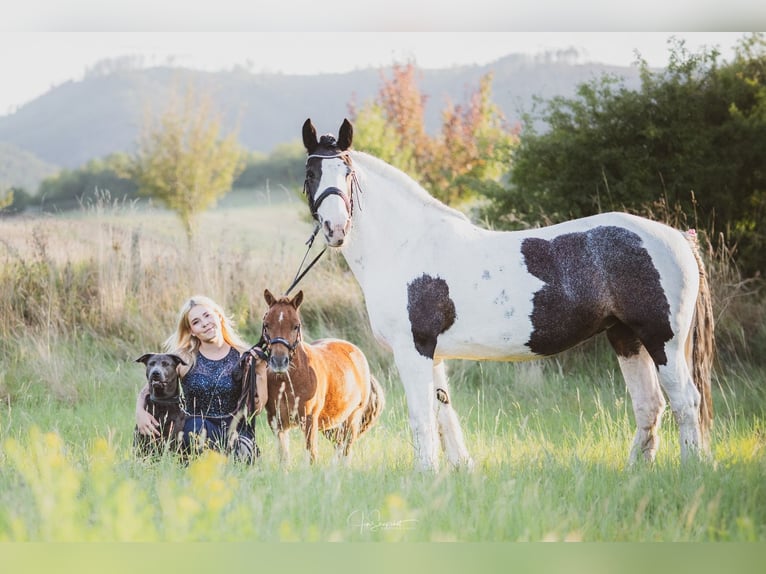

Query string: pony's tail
[687,231,715,452]
[358,374,385,436]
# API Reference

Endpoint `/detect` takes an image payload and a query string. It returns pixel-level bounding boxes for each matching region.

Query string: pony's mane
[350,151,471,223]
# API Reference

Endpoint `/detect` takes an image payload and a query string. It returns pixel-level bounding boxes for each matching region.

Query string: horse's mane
[350,151,471,223]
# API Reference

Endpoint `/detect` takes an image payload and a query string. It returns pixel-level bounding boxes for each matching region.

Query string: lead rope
[284,223,327,296]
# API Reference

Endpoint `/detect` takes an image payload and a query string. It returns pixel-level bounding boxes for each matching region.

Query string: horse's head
[262,288,304,373]
[302,118,356,247]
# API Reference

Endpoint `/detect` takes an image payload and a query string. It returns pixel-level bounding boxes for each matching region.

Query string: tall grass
[0,188,764,541]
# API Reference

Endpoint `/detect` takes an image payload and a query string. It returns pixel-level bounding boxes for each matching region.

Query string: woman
[135,295,267,463]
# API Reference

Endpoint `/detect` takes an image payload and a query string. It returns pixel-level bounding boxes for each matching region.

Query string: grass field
[0,189,764,542]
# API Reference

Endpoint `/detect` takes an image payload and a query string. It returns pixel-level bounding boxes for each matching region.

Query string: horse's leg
[433,360,473,469]
[657,343,703,461]
[393,347,440,471]
[616,349,666,464]
[608,325,666,464]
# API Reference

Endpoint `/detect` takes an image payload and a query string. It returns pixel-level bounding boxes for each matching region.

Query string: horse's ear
[302,118,318,153]
[264,289,276,306]
[338,118,353,151]
[291,290,304,309]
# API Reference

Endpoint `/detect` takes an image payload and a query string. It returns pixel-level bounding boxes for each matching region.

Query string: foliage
[351,63,518,205]
[0,188,12,210]
[481,34,766,277]
[234,141,305,191]
[126,86,246,242]
[0,187,36,214]
[35,154,137,210]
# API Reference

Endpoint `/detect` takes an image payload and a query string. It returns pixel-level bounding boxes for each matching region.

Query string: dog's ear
[169,354,188,366]
[136,353,154,365]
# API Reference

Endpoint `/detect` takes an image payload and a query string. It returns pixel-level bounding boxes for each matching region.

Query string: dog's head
[136,353,187,398]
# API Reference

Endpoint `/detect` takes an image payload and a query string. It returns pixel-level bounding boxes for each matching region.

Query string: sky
[1,1,763,116]
[0,31,753,116]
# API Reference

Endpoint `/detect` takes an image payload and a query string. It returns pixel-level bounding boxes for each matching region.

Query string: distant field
[0,192,764,541]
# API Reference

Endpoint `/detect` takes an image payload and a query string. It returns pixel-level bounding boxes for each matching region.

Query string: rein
[284,223,326,296]
[234,345,269,425]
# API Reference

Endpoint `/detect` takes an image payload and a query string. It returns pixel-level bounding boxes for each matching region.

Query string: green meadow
[0,189,764,542]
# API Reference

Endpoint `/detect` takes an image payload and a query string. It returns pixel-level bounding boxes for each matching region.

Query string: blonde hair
[163,295,250,367]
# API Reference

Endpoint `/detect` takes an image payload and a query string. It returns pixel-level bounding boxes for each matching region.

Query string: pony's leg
[433,360,473,469]
[330,423,357,463]
[304,413,319,463]
[340,422,358,458]
[657,345,703,461]
[614,348,666,464]
[276,429,290,465]
[394,347,440,471]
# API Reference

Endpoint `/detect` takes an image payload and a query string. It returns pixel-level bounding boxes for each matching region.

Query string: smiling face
[187,304,222,344]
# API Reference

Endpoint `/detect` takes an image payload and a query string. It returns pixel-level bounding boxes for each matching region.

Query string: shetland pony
[298,118,715,471]
[260,289,384,463]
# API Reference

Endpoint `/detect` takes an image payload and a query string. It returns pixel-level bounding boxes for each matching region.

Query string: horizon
[0,32,749,116]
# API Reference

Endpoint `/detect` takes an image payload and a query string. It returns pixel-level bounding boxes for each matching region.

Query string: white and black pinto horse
[300,118,715,471]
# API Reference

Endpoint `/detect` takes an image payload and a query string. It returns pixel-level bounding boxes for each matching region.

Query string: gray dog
[134,353,187,458]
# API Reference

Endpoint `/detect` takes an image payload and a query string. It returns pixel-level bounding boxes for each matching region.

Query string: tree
[234,142,305,191]
[0,188,13,210]
[482,34,766,277]
[351,63,518,206]
[127,87,245,243]
[0,187,35,214]
[37,154,137,210]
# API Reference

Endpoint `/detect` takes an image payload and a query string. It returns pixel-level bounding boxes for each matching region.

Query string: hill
[0,54,644,183]
[0,142,59,192]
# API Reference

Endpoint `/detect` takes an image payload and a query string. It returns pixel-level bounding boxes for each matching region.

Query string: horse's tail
[687,231,715,451]
[358,374,385,436]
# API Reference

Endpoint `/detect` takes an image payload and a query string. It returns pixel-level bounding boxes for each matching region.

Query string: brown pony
[260,289,384,463]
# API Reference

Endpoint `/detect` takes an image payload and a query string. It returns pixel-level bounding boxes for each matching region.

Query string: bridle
[284,151,361,297]
[261,314,302,360]
[303,152,360,221]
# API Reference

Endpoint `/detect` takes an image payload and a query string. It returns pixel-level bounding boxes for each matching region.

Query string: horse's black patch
[521,226,673,365]
[407,274,456,359]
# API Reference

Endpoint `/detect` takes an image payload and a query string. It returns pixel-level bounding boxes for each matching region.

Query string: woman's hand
[136,408,160,437]
[135,383,160,436]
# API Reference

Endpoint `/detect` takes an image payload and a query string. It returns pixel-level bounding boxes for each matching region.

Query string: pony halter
[261,320,302,357]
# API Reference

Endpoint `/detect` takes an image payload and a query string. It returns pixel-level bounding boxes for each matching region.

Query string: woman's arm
[253,358,268,415]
